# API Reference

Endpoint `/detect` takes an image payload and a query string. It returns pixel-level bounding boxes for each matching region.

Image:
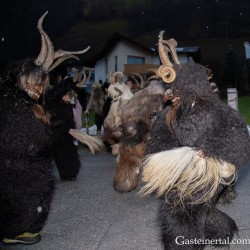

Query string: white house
[93,32,201,82]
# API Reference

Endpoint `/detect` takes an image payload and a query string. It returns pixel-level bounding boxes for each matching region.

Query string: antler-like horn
[36,12,55,71]
[54,47,90,59]
[48,55,79,73]
[35,11,49,66]
[35,11,90,72]
[157,31,176,84]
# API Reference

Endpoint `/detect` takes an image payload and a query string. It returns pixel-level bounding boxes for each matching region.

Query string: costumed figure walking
[141,31,250,249]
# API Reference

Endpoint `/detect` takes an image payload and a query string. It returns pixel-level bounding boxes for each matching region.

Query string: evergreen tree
[220,47,242,90]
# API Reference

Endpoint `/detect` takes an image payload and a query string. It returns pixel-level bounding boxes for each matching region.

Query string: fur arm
[146,107,181,154]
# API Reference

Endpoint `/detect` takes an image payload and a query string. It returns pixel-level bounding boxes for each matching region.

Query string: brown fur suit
[103,81,133,154]
[113,80,167,192]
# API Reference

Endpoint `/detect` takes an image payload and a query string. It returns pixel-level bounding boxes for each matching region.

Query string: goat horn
[157,31,176,83]
[54,47,90,59]
[158,31,173,68]
[109,71,115,85]
[37,11,90,72]
[35,11,49,66]
[162,38,180,65]
[147,74,160,82]
[133,73,144,89]
[76,70,86,87]
[114,72,124,84]
[131,75,139,85]
[38,15,55,71]
[114,87,123,96]
[76,67,92,87]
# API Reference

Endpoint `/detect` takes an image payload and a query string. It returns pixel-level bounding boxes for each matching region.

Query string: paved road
[1,149,250,250]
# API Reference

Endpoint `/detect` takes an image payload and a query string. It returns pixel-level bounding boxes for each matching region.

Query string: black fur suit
[44,78,81,180]
[144,62,250,249]
[0,66,54,241]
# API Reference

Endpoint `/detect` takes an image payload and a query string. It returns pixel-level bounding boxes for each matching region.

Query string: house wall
[94,40,196,82]
[95,40,159,82]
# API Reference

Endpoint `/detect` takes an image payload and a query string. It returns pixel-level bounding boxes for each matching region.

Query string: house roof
[75,32,201,67]
[94,32,156,61]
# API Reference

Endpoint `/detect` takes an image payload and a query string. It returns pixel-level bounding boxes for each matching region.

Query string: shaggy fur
[113,81,167,192]
[44,78,81,180]
[143,61,250,249]
[141,147,236,204]
[0,61,54,240]
[103,82,134,152]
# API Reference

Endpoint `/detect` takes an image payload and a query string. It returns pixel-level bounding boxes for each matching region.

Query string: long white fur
[140,147,236,204]
[69,129,104,154]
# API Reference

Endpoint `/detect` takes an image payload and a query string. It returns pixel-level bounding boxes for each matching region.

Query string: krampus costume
[44,78,81,181]
[113,80,167,192]
[0,11,90,245]
[141,31,250,249]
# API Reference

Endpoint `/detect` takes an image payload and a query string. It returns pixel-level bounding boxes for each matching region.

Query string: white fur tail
[69,129,104,154]
[140,147,236,204]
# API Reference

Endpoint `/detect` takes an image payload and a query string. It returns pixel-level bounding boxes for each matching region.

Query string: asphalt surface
[1,148,250,250]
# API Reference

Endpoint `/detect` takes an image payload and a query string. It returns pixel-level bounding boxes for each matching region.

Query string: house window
[127,56,145,64]
[115,55,117,71]
[105,58,108,74]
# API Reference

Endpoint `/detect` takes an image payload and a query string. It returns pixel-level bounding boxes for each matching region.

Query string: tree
[220,47,242,90]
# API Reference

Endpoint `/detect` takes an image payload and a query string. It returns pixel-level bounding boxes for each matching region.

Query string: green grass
[238,96,250,124]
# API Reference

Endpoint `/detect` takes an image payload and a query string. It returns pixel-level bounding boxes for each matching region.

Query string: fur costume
[113,80,167,192]
[0,60,54,243]
[0,11,90,245]
[141,61,250,249]
[103,73,134,151]
[44,78,81,180]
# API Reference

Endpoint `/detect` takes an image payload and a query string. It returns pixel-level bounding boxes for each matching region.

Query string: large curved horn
[158,31,173,67]
[48,55,79,73]
[147,74,160,82]
[38,16,55,71]
[132,73,144,89]
[109,71,114,85]
[35,11,49,66]
[76,67,93,87]
[157,31,176,84]
[36,11,90,72]
[76,67,87,87]
[113,72,124,84]
[161,38,180,65]
[54,47,90,59]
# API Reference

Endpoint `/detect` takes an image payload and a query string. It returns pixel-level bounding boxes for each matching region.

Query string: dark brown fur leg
[113,142,145,192]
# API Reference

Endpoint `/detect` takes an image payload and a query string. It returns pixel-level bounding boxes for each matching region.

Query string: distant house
[93,32,201,82]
